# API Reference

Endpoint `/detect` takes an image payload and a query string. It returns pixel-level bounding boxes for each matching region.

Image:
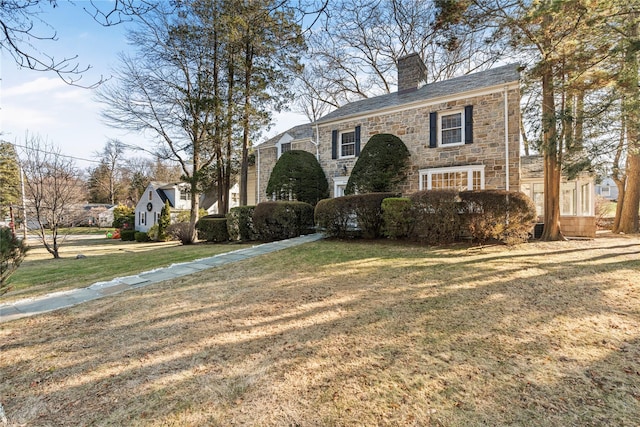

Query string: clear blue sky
[0,1,306,169]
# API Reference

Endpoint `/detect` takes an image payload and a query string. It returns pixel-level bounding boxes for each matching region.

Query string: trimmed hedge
[196,214,229,242]
[381,197,414,239]
[314,197,354,239]
[408,190,461,244]
[120,229,136,241]
[253,201,315,242]
[227,206,256,241]
[134,231,150,242]
[315,192,396,239]
[459,190,536,244]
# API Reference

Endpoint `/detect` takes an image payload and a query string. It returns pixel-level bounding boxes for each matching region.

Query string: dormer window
[277,134,294,158]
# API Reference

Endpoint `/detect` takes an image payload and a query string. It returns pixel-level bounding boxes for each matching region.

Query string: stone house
[256,54,521,201]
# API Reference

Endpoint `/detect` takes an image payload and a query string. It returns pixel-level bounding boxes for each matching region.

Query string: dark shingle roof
[520,155,544,179]
[257,123,314,148]
[316,63,520,124]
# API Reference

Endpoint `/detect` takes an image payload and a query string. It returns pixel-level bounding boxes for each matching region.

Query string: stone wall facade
[256,86,520,202]
[318,87,520,197]
[256,137,317,204]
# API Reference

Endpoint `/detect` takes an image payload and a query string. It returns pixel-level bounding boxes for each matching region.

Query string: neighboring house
[256,54,521,202]
[98,206,115,228]
[134,168,257,232]
[135,182,192,232]
[520,155,596,238]
[595,177,619,201]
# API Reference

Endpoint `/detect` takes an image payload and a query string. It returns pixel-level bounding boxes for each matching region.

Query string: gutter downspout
[256,147,261,204]
[504,86,510,191]
[314,122,320,160]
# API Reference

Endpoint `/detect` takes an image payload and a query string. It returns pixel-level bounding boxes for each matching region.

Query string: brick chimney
[397,53,427,93]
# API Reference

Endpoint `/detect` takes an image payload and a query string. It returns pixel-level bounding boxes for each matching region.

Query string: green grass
[2,236,639,425]
[4,237,253,302]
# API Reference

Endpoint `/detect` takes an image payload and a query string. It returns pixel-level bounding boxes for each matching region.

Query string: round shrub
[196,215,229,242]
[345,133,410,195]
[253,201,315,242]
[266,150,329,206]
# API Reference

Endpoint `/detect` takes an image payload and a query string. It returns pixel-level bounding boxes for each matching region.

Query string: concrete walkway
[0,233,324,323]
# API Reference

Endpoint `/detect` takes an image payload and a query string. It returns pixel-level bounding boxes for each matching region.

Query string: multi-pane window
[441,112,463,145]
[581,183,591,215]
[180,189,189,201]
[561,182,576,215]
[420,166,484,191]
[340,131,356,158]
[533,183,544,216]
[281,142,291,154]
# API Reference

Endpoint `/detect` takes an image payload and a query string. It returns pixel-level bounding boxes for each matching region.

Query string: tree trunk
[240,41,253,207]
[618,154,640,232]
[540,59,564,241]
[617,17,640,234]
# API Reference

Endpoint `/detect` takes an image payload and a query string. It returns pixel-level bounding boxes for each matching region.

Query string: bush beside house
[345,134,410,195]
[196,215,229,242]
[316,190,536,245]
[266,150,329,206]
[227,206,256,241]
[253,201,315,241]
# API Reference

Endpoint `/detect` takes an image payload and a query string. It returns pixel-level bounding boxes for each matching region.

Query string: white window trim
[438,109,465,147]
[419,165,485,191]
[333,176,349,198]
[277,133,294,158]
[339,129,356,159]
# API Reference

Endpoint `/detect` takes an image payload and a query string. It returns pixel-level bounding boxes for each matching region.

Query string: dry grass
[1,235,639,426]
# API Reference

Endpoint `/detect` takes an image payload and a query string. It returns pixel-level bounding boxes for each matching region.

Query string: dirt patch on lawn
[1,235,639,426]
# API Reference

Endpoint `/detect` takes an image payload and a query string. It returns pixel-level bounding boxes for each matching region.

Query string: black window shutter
[355,125,361,156]
[331,130,338,159]
[429,112,437,148]
[465,105,473,144]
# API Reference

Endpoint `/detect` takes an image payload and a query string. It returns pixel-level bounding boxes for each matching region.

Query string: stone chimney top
[397,53,427,93]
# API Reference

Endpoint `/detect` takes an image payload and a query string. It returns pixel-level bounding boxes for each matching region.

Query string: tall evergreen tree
[0,142,21,218]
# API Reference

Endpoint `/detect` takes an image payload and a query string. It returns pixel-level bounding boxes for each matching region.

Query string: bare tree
[19,135,85,259]
[0,0,156,86]
[98,3,223,242]
[298,0,502,111]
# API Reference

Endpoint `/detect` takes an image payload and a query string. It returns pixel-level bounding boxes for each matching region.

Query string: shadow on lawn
[1,237,639,425]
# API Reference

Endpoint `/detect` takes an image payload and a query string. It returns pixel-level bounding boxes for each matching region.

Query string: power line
[8,141,101,165]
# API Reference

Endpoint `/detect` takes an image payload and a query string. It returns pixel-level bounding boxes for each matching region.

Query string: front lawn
[4,236,253,302]
[1,236,639,425]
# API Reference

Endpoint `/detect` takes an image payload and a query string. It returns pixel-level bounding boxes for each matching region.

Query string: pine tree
[0,142,21,218]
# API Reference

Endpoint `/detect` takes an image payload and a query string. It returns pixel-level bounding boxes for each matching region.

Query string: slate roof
[520,155,544,179]
[257,123,314,148]
[315,63,521,124]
